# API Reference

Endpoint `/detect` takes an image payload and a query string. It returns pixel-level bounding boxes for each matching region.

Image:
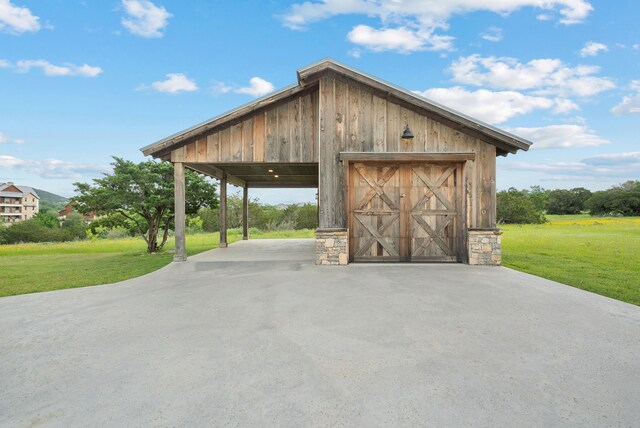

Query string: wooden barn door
[349,162,462,263]
[409,164,460,262]
[349,163,403,262]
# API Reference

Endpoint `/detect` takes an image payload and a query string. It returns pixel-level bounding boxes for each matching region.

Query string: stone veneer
[316,229,348,265]
[468,228,502,266]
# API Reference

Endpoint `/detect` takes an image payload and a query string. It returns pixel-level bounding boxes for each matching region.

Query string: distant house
[0,182,40,226]
[58,201,98,222]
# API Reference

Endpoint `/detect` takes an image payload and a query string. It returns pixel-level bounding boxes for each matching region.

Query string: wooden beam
[184,163,246,187]
[339,152,476,162]
[173,162,187,262]
[247,182,318,188]
[219,173,228,248]
[242,186,249,241]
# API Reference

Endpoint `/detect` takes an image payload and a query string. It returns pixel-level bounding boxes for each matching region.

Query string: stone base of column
[315,229,348,266]
[468,228,502,266]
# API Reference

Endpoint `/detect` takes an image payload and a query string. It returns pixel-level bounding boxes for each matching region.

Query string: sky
[0,0,639,204]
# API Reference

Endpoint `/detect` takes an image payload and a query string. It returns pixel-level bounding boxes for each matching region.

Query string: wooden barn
[141,59,531,265]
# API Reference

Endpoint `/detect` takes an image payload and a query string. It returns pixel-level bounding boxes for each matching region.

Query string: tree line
[497,180,640,224]
[1,157,637,247]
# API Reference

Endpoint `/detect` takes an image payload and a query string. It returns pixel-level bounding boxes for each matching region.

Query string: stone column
[315,228,349,265]
[467,228,502,266]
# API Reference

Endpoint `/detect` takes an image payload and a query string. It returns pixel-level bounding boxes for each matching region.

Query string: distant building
[0,182,40,226]
[58,201,98,222]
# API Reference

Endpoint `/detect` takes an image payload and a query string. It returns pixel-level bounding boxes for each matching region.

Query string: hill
[34,188,69,212]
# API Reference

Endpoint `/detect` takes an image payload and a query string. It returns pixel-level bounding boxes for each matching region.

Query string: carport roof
[141,59,532,159]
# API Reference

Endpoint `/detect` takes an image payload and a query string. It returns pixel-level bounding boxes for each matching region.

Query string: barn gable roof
[141,59,531,158]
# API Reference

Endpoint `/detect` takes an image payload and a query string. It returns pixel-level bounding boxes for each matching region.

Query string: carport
[141,59,531,265]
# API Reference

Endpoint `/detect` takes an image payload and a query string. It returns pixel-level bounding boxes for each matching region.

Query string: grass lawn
[501,215,640,306]
[0,229,314,297]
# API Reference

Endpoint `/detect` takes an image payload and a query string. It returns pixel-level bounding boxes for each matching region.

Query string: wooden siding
[318,74,496,230]
[170,72,497,230]
[171,91,318,164]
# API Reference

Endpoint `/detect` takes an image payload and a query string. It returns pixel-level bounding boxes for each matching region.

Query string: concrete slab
[1,239,639,427]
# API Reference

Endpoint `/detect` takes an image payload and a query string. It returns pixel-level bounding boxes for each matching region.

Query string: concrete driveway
[1,239,639,427]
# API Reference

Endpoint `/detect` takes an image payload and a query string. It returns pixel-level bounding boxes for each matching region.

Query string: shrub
[586,183,640,216]
[497,188,546,224]
[546,188,592,215]
[105,227,129,240]
[88,213,137,236]
[0,219,78,244]
[187,217,203,234]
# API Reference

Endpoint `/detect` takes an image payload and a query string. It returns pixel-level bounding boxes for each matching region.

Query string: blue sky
[1,0,638,203]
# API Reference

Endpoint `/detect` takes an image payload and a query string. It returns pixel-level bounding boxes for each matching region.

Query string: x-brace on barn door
[348,162,463,262]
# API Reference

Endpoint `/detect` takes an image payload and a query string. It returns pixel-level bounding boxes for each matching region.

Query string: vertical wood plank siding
[173,74,498,228]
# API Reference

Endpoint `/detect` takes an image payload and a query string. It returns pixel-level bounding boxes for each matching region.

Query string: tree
[33,212,60,229]
[586,181,640,216]
[497,188,546,224]
[74,157,218,253]
[294,203,318,229]
[528,185,549,212]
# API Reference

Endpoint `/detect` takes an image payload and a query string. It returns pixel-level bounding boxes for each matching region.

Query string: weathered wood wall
[171,90,318,164]
[169,72,497,230]
[318,73,496,230]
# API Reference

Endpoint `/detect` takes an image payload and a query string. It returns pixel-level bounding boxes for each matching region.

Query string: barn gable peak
[142,58,531,158]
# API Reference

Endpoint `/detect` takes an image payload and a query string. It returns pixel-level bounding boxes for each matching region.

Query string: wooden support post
[173,162,187,262]
[219,172,228,248]
[242,185,249,240]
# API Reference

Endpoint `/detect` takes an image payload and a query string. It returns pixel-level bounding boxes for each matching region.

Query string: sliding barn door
[349,162,462,263]
[349,163,402,262]
[409,164,458,262]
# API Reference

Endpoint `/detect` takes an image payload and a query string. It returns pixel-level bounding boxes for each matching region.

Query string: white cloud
[146,73,198,94]
[281,1,591,53]
[347,48,362,58]
[0,0,40,34]
[0,155,110,179]
[282,0,592,29]
[13,59,102,77]
[500,152,640,182]
[611,80,640,115]
[449,54,615,97]
[506,124,610,149]
[121,0,171,38]
[480,26,503,42]
[211,81,232,95]
[580,41,608,57]
[415,87,577,124]
[235,77,275,97]
[0,132,26,144]
[583,151,640,166]
[633,44,640,50]
[347,24,454,52]
[611,94,640,115]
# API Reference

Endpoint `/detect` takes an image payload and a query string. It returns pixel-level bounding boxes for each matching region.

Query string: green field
[1,217,639,305]
[501,215,640,306]
[0,229,314,297]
